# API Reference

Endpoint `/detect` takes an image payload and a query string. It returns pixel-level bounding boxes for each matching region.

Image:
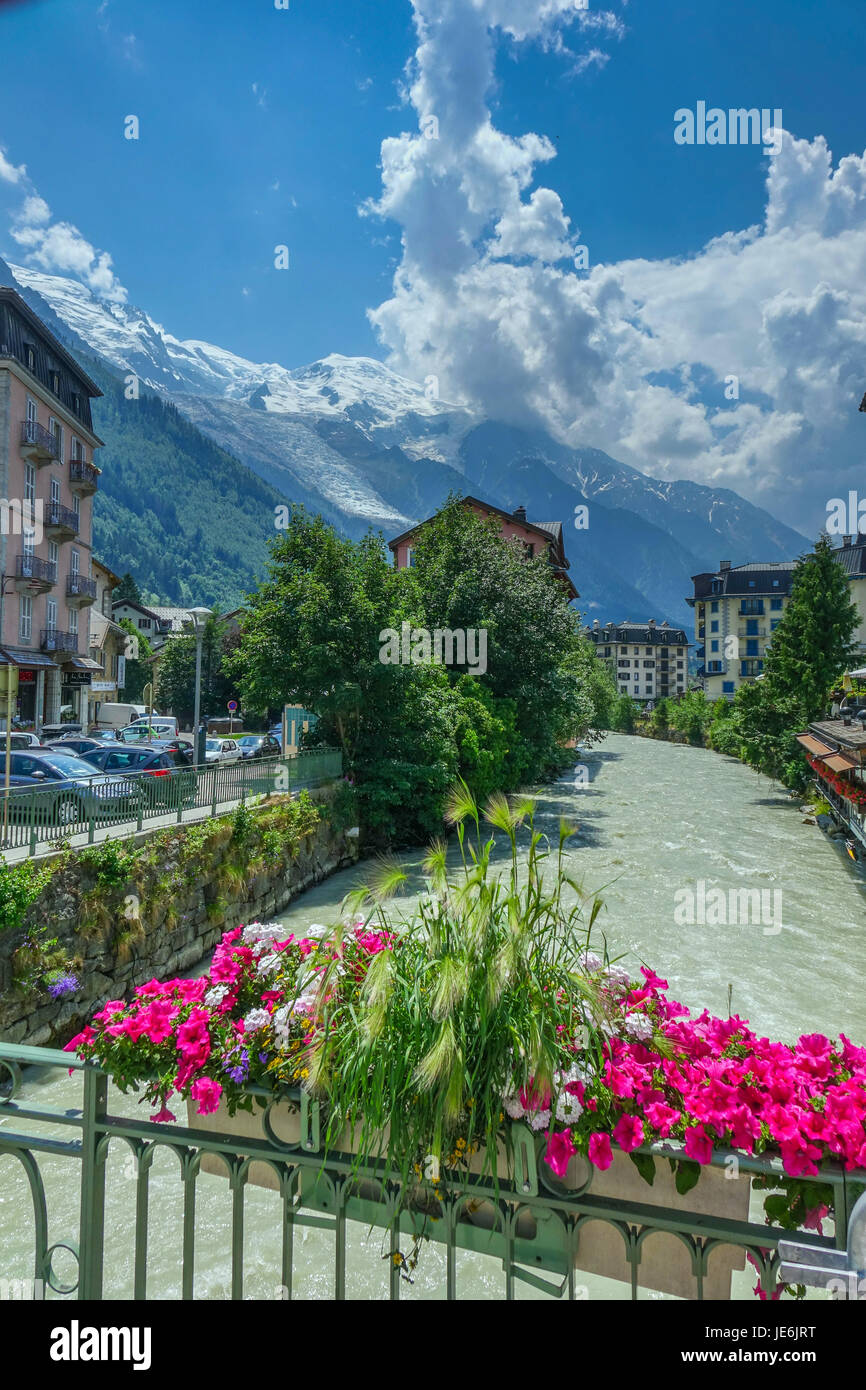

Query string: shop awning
[0,646,59,668]
[796,733,835,755]
[63,657,102,671]
[822,753,859,773]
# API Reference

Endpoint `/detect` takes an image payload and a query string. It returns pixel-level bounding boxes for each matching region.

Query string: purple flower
[224,1047,250,1084]
[46,973,79,999]
[258,1052,269,1064]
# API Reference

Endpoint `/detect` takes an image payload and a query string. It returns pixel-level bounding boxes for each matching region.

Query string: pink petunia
[544,1129,577,1178]
[588,1132,613,1170]
[612,1114,644,1153]
[684,1125,713,1165]
[190,1077,223,1116]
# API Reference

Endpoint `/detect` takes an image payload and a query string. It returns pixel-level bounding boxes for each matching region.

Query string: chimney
[648,618,656,628]
[720,560,732,572]
[843,535,853,547]
[592,619,600,630]
[512,505,527,522]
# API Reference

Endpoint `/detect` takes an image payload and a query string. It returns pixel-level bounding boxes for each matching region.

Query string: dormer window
[51,371,60,396]
[26,345,35,371]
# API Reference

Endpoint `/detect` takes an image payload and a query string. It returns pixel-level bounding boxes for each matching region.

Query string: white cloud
[0,148,26,185]
[366,0,866,534]
[5,163,128,304]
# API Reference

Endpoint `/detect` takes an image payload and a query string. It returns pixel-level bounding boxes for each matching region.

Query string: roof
[146,606,194,630]
[690,561,797,601]
[0,286,102,398]
[388,496,569,555]
[0,646,58,668]
[91,557,123,588]
[808,719,866,753]
[585,621,690,647]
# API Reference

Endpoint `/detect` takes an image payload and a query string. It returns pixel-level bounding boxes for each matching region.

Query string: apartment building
[0,287,102,731]
[687,560,795,700]
[585,619,690,700]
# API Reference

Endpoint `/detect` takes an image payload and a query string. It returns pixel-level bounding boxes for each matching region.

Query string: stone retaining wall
[0,789,359,1049]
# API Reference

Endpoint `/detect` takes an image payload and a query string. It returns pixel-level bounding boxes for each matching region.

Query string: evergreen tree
[762,533,859,717]
[114,572,141,604]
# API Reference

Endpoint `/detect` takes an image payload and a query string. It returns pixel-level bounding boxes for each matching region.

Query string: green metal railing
[0,1041,861,1301]
[0,750,343,858]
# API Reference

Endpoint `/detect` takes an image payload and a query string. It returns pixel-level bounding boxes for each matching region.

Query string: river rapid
[3,732,864,1300]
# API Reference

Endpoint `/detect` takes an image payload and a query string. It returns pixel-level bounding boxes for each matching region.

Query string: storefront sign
[65,671,92,687]
[17,669,35,685]
[91,681,115,693]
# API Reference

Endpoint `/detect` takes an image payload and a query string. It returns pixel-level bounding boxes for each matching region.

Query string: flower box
[189,1096,749,1299]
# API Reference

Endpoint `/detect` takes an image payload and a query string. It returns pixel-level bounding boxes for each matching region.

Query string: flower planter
[189,1097,749,1299]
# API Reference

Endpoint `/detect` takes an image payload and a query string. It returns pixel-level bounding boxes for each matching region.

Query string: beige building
[585,619,689,701]
[688,560,795,701]
[87,558,129,722]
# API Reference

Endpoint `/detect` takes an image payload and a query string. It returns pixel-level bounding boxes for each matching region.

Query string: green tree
[113,572,141,604]
[669,689,711,744]
[117,618,153,704]
[611,694,638,733]
[651,697,670,734]
[731,535,859,786]
[156,618,238,727]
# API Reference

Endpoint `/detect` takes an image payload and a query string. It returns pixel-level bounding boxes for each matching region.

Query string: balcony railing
[69,458,99,495]
[19,419,60,460]
[15,554,56,585]
[44,502,79,538]
[66,574,97,601]
[40,628,78,656]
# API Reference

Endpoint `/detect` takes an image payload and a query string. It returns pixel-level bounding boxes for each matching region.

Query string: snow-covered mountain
[1,257,810,626]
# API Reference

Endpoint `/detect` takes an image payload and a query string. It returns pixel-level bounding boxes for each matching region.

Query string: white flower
[579,950,603,974]
[243,1008,271,1032]
[304,923,331,940]
[529,1109,552,1132]
[604,964,632,993]
[256,952,282,976]
[503,1094,526,1120]
[624,1012,654,1043]
[243,922,287,947]
[555,1092,584,1123]
[204,984,229,1007]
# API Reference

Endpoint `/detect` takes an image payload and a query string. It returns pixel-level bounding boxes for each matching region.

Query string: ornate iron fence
[0,1042,861,1301]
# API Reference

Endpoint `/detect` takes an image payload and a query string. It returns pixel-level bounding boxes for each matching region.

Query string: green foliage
[228,501,608,846]
[650,697,670,733]
[610,694,638,733]
[114,572,141,603]
[155,618,240,726]
[0,860,54,935]
[308,789,604,1187]
[117,618,154,704]
[78,839,137,889]
[667,689,712,744]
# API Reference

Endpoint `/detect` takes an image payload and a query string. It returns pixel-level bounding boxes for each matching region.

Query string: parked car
[4,732,43,750]
[128,715,179,738]
[79,744,197,809]
[203,737,241,764]
[119,725,169,744]
[44,737,110,758]
[2,750,141,826]
[237,734,281,761]
[86,728,121,743]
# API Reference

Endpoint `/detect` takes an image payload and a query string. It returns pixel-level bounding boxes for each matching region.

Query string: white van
[90,702,144,732]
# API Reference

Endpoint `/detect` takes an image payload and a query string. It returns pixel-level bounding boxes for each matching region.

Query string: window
[72,494,80,521]
[710,601,719,613]
[19,595,32,642]
[722,681,735,694]
[643,660,655,668]
[48,541,58,572]
[71,437,84,462]
[52,371,60,396]
[26,346,35,371]
[770,619,781,631]
[46,598,57,633]
[68,608,79,636]
[710,620,719,632]
[26,396,37,425]
[102,588,110,616]
[740,599,764,615]
[710,640,719,652]
[632,647,639,655]
[746,619,758,635]
[746,640,758,656]
[50,476,60,507]
[770,598,783,610]
[772,580,780,588]
[645,647,652,655]
[48,418,63,461]
[406,548,416,568]
[71,549,80,577]
[24,463,35,507]
[748,580,756,588]
[72,394,81,416]
[617,659,630,667]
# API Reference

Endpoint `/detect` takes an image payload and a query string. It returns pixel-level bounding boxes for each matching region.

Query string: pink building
[388,496,579,602]
[0,287,103,732]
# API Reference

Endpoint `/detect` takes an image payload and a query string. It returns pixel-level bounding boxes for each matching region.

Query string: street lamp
[187,607,212,766]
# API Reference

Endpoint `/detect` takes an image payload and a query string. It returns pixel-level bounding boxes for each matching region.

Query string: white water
[2,733,862,1300]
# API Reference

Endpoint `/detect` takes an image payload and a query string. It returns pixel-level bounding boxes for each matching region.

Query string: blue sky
[0,0,858,364]
[1,0,865,531]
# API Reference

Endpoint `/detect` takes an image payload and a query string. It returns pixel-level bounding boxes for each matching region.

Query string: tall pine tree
[763,533,859,716]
